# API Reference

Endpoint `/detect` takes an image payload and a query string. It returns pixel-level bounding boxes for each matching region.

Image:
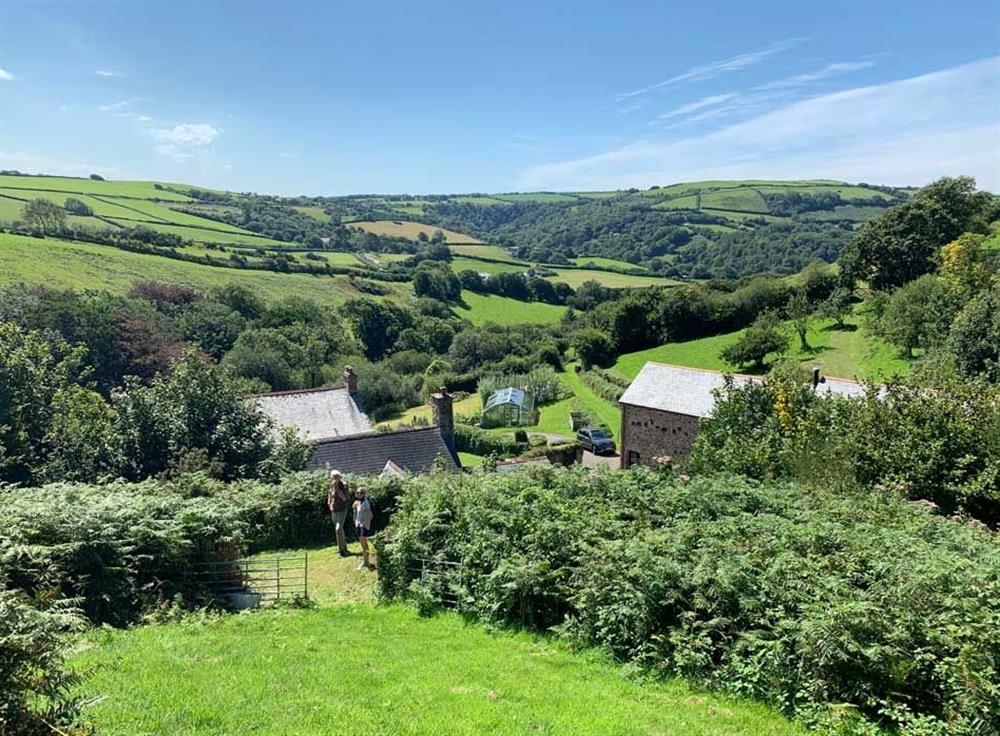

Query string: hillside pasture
[451,256,526,275]
[493,192,581,203]
[570,256,648,273]
[448,243,520,260]
[545,268,680,289]
[351,219,482,243]
[0,232,382,307]
[0,174,194,201]
[452,291,567,325]
[654,194,700,210]
[700,189,769,213]
[291,205,332,222]
[613,314,914,382]
[103,197,254,233]
[0,188,155,220]
[104,218,284,245]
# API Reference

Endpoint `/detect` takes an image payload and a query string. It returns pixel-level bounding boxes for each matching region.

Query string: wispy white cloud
[95,69,123,78]
[657,92,739,120]
[152,123,222,162]
[521,58,1000,192]
[0,68,14,81]
[99,99,133,112]
[616,39,799,100]
[757,60,876,89]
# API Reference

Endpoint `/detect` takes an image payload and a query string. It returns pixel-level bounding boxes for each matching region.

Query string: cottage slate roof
[309,427,460,475]
[619,362,866,418]
[257,387,373,442]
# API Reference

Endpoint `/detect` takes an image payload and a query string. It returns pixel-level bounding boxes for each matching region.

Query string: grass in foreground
[71,544,803,736]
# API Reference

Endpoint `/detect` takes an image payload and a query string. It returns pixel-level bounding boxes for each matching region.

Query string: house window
[626,450,640,468]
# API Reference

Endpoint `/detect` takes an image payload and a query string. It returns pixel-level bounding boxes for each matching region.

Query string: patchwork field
[451,256,526,275]
[0,232,388,307]
[448,243,519,260]
[351,219,482,243]
[0,174,194,201]
[104,218,283,245]
[71,545,802,736]
[544,268,680,289]
[570,256,647,273]
[452,291,567,325]
[613,314,914,382]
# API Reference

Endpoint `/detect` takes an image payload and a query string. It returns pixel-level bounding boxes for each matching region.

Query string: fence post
[275,557,281,601]
[304,552,309,600]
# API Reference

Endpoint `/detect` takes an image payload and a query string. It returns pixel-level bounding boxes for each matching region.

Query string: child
[353,487,375,570]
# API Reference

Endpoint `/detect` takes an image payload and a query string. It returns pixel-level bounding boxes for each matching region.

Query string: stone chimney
[343,365,359,393]
[430,386,454,441]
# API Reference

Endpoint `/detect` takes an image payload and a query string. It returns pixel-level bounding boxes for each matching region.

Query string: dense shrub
[453,424,527,457]
[376,468,1000,735]
[0,472,402,626]
[0,591,86,735]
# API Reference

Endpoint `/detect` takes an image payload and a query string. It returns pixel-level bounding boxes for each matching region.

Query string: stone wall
[619,404,701,469]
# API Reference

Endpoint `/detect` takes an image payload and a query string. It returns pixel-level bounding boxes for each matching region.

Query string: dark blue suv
[576,427,616,455]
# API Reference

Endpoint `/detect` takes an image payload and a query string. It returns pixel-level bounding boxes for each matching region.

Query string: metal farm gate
[191,554,309,610]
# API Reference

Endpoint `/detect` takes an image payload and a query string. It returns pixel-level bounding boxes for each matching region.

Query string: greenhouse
[482,387,536,428]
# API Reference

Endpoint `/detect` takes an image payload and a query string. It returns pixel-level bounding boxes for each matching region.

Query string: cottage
[618,362,865,469]
[258,368,460,474]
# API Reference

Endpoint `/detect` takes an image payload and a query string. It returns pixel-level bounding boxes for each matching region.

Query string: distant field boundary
[0,182,190,204]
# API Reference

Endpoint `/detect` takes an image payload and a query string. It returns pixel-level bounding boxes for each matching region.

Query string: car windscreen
[590,430,609,439]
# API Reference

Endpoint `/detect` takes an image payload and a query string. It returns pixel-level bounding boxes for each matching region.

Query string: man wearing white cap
[327,470,350,557]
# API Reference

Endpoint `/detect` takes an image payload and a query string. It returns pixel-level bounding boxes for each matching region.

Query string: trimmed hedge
[376,467,1000,735]
[453,424,528,457]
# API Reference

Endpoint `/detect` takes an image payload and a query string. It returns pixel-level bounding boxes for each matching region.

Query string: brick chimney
[343,365,359,393]
[430,386,454,442]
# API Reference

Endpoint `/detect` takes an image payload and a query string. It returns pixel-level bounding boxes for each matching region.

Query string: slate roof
[257,387,373,442]
[309,427,460,475]
[619,362,866,418]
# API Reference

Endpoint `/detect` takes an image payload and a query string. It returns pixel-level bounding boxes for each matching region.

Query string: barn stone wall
[619,404,701,469]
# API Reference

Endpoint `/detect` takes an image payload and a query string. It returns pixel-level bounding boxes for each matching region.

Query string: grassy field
[292,205,332,222]
[103,197,253,233]
[700,189,769,213]
[70,544,802,736]
[613,315,914,382]
[351,220,481,244]
[493,192,581,203]
[655,194,700,210]
[569,256,647,273]
[452,291,567,325]
[451,256,526,275]
[0,174,194,201]
[0,188,153,220]
[0,232,384,307]
[448,243,520,260]
[545,268,680,289]
[104,218,283,245]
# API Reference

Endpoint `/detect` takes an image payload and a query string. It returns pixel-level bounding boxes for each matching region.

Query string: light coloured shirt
[354,498,374,528]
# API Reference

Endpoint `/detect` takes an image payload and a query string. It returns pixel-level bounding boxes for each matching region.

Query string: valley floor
[70,544,804,736]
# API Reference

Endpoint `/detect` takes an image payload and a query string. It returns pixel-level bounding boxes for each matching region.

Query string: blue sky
[1,1,997,194]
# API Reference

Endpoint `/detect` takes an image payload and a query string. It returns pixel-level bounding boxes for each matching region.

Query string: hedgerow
[376,467,1000,735]
[0,471,402,626]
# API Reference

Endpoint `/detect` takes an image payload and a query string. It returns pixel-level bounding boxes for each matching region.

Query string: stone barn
[618,362,865,469]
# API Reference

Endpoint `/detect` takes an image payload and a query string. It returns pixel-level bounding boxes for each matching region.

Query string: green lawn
[0,174,196,201]
[484,366,621,440]
[452,291,567,325]
[0,232,382,307]
[614,315,915,382]
[378,393,481,429]
[70,545,803,736]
